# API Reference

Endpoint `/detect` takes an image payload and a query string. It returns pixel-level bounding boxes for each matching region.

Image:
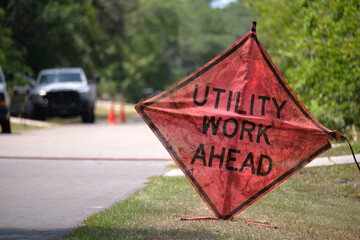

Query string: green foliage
[120,0,252,102]
[0,6,30,75]
[120,0,178,101]
[6,0,100,76]
[246,0,360,132]
[1,0,253,102]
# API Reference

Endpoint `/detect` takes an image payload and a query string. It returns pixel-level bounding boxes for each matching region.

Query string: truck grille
[45,91,80,104]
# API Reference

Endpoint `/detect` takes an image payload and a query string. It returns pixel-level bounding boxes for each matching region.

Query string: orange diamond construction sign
[135,22,341,220]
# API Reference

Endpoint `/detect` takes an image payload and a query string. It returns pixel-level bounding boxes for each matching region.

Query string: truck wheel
[82,108,95,123]
[1,118,11,133]
[31,106,46,121]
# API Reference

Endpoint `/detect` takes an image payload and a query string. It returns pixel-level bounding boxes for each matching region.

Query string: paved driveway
[0,121,170,160]
[0,158,169,239]
[0,121,171,239]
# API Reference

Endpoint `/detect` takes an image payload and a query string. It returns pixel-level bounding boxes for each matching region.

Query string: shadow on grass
[65,226,219,239]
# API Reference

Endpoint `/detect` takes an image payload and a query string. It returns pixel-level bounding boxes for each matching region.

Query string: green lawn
[10,122,44,133]
[62,164,360,240]
[323,141,360,157]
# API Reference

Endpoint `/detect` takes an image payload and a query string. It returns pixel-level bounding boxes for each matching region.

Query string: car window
[39,74,56,85]
[58,73,81,83]
[39,73,82,85]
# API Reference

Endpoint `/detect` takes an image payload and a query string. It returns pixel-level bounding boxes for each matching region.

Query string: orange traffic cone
[107,103,116,124]
[119,103,126,123]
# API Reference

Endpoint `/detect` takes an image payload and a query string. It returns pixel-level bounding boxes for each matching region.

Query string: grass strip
[10,122,44,133]
[323,141,360,157]
[63,164,360,240]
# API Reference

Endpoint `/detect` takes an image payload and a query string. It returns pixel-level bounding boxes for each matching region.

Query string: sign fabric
[136,25,340,220]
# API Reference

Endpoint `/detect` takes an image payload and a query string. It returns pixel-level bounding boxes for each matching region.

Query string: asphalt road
[0,120,171,240]
[0,119,170,160]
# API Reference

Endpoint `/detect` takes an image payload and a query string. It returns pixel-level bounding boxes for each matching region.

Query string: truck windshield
[39,73,82,85]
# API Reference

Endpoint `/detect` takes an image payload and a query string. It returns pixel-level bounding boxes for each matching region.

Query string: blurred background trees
[0,0,358,132]
[247,0,359,132]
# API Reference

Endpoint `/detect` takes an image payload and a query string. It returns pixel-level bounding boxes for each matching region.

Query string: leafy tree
[0,6,30,76]
[5,0,100,77]
[246,0,359,131]
[92,0,136,98]
[120,0,252,102]
[120,0,180,101]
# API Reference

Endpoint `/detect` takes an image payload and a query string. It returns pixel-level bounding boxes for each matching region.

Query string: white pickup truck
[29,68,98,123]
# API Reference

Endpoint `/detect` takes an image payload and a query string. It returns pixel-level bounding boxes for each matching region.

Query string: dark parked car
[0,66,11,133]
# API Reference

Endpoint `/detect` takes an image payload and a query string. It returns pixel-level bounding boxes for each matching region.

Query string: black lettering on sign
[203,115,222,135]
[190,144,273,176]
[226,90,233,111]
[272,98,287,119]
[223,118,238,138]
[209,146,226,169]
[213,88,226,109]
[239,120,255,142]
[193,84,209,106]
[258,95,270,116]
[235,92,246,114]
[250,94,255,115]
[193,85,287,120]
[256,124,271,145]
[239,152,255,174]
[257,154,272,176]
[202,116,272,145]
[225,148,240,171]
[191,144,206,166]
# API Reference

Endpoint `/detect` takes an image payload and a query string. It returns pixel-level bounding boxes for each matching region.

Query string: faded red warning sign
[135,22,340,220]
